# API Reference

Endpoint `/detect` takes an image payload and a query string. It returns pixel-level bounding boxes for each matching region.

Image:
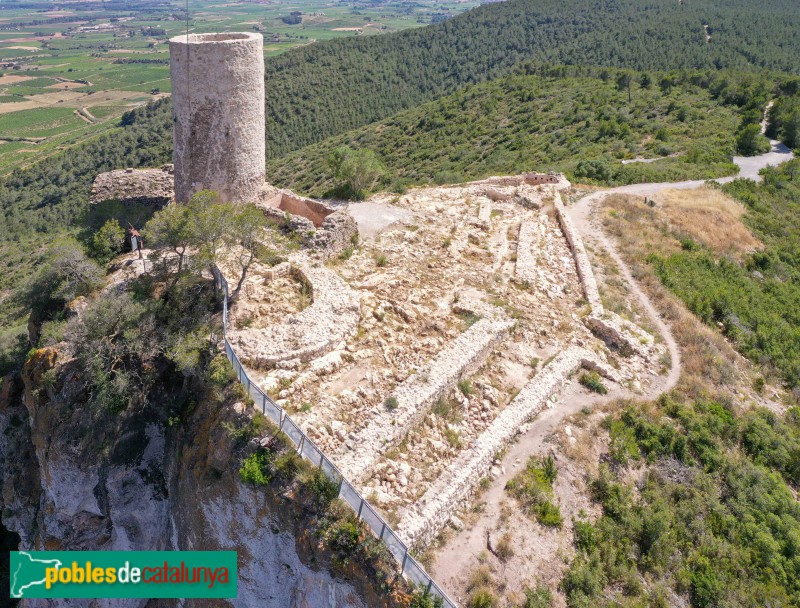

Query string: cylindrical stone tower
[169,32,265,203]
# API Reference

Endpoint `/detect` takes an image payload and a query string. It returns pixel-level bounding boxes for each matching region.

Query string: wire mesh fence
[173,264,459,607]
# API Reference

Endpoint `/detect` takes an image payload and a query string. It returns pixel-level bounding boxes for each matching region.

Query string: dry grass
[600,194,772,402]
[653,186,762,259]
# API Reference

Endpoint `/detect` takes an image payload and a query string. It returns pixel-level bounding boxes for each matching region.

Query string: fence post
[297,435,305,454]
[279,412,285,431]
[262,393,267,414]
[318,452,324,468]
[426,580,433,594]
[379,522,386,540]
[400,549,408,575]
[357,498,364,519]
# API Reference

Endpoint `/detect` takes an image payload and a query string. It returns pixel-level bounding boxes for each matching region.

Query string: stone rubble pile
[228,260,360,368]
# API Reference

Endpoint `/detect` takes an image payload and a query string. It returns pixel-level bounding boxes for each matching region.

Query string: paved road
[609,137,793,197]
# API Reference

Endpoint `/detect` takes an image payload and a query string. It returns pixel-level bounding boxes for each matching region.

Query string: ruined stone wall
[554,191,603,314]
[397,347,594,548]
[554,192,656,358]
[170,33,265,203]
[334,312,515,481]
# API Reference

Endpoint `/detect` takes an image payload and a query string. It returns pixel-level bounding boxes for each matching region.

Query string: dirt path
[570,190,682,393]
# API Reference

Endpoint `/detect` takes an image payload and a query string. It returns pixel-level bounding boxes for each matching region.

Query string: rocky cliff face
[0,346,368,608]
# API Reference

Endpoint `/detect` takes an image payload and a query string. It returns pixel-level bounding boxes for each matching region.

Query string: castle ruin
[169,32,266,203]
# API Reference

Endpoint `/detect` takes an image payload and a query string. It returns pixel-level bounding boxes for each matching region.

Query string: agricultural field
[0,0,479,173]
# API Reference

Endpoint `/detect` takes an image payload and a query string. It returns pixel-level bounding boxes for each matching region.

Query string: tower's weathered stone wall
[169,32,265,203]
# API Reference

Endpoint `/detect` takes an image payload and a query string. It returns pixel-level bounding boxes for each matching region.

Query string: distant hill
[265,67,756,194]
[264,0,800,156]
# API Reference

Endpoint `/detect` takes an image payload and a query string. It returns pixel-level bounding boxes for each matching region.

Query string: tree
[616,72,633,103]
[736,123,771,156]
[781,110,800,149]
[144,203,192,274]
[20,242,104,316]
[228,204,267,296]
[90,219,125,263]
[327,146,386,200]
[187,190,236,267]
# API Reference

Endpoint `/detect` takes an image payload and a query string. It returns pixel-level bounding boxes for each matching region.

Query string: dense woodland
[264,0,800,156]
[266,67,791,195]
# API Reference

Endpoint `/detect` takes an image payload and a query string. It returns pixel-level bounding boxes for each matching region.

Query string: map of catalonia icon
[11,552,63,598]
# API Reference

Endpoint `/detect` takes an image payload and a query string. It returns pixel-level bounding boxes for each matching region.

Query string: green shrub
[468,588,497,608]
[308,469,340,507]
[536,501,563,528]
[458,379,474,396]
[573,521,597,553]
[522,586,553,608]
[579,372,608,395]
[384,396,399,411]
[239,451,272,486]
[208,353,237,386]
[409,588,445,608]
[507,457,562,527]
[327,519,362,563]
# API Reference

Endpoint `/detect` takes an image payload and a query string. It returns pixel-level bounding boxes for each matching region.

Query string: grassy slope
[648,163,800,389]
[266,69,740,195]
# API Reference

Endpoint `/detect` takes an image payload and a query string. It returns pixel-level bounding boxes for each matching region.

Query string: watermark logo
[10,551,237,599]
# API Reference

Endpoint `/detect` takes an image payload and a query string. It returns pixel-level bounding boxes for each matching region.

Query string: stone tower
[169,32,265,203]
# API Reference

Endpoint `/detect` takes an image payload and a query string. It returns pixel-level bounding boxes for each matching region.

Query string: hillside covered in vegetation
[650,161,800,389]
[265,67,765,194]
[264,0,800,155]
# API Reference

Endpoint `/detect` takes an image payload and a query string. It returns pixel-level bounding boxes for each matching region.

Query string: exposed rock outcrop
[91,165,175,207]
[0,344,373,607]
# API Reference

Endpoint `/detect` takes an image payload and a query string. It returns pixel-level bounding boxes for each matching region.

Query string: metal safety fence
[205,266,457,607]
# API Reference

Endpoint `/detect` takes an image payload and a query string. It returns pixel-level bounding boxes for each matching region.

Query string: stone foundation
[227,261,360,368]
[396,347,596,548]
[554,192,603,314]
[90,165,174,207]
[334,310,515,481]
[514,220,540,287]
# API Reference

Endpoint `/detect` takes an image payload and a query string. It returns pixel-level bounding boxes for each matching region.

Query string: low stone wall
[586,311,655,360]
[514,220,539,287]
[334,311,515,481]
[554,192,603,314]
[396,347,593,548]
[90,165,174,207]
[227,260,360,368]
[308,211,359,258]
[553,192,656,357]
[276,193,334,227]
